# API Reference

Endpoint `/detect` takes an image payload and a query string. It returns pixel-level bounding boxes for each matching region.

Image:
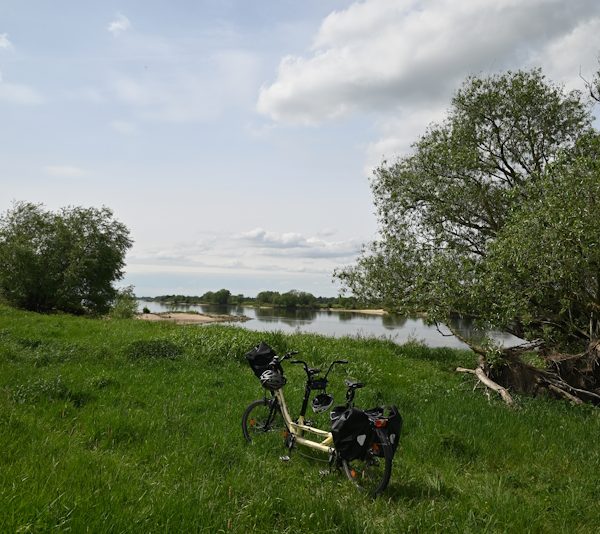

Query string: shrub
[110,286,138,319]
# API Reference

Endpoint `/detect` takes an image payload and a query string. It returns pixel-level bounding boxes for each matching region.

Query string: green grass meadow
[1,304,599,532]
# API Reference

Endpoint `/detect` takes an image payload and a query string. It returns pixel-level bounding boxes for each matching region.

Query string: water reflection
[138,300,521,349]
[254,307,318,324]
[382,314,408,329]
[336,312,354,323]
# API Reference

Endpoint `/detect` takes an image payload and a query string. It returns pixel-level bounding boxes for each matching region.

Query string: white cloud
[365,105,447,170]
[110,120,138,135]
[0,33,13,50]
[107,13,131,36]
[258,0,600,124]
[126,228,363,281]
[239,227,307,248]
[238,227,362,258]
[43,165,87,177]
[528,17,600,88]
[69,87,106,104]
[0,70,43,105]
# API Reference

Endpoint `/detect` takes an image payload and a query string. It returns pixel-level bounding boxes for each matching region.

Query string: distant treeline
[139,289,376,310]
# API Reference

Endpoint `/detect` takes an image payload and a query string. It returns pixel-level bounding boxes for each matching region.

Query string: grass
[0,303,599,532]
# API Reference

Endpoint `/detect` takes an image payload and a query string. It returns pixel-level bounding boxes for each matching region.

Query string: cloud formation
[238,227,362,259]
[110,120,138,135]
[0,70,43,105]
[0,33,13,50]
[258,0,600,126]
[107,13,131,36]
[43,165,87,177]
[127,228,362,281]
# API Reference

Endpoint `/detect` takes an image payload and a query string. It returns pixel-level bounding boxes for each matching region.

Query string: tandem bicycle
[241,342,402,496]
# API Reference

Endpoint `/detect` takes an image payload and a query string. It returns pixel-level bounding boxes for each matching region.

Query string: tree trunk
[453,327,600,406]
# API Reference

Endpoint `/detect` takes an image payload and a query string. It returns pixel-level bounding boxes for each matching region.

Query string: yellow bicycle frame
[274,389,334,454]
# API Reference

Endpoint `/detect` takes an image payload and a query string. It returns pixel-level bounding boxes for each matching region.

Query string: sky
[2,0,600,297]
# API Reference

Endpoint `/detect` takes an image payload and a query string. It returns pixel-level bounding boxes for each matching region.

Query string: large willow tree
[0,202,132,315]
[336,69,600,404]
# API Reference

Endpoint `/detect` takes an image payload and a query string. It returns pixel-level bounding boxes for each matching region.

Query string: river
[138,300,521,349]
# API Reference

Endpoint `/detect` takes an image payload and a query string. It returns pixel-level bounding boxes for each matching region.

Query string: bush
[110,286,138,319]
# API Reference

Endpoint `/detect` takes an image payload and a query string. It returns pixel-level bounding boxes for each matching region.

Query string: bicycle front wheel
[242,398,285,446]
[341,428,393,497]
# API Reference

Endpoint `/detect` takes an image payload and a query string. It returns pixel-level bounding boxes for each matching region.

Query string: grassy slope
[0,304,598,533]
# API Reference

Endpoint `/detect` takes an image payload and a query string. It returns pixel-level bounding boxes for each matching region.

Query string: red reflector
[375,419,387,428]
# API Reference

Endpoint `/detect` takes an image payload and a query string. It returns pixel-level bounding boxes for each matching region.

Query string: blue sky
[2,0,600,297]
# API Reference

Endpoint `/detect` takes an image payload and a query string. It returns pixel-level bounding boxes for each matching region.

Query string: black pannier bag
[245,341,277,378]
[367,405,402,457]
[331,407,373,461]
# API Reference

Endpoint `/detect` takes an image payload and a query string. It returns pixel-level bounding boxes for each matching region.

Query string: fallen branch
[547,384,584,405]
[456,365,515,406]
[474,366,514,406]
[544,377,600,403]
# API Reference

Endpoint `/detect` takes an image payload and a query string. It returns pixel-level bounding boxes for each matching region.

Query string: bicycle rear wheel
[341,428,393,497]
[242,398,285,446]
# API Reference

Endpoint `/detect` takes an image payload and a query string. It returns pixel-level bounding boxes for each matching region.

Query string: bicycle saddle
[344,379,364,389]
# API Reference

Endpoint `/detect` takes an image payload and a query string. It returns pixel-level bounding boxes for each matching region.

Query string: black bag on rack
[331,407,373,461]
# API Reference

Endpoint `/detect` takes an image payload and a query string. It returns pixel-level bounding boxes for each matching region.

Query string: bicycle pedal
[319,469,330,476]
[279,455,291,462]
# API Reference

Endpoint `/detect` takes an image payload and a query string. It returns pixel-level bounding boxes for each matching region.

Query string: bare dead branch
[456,365,514,406]
[547,384,584,405]
[474,366,515,406]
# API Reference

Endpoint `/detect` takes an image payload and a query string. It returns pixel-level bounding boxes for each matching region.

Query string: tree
[0,202,132,315]
[336,69,600,404]
[213,288,231,305]
[277,290,317,308]
[256,291,280,305]
[200,291,215,303]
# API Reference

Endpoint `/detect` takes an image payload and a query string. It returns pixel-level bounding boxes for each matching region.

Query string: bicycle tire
[241,398,285,445]
[341,428,393,497]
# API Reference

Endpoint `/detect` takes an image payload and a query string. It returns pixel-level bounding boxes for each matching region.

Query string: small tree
[0,202,132,314]
[110,286,138,319]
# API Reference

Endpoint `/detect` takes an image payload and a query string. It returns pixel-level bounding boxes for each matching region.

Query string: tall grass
[0,304,598,532]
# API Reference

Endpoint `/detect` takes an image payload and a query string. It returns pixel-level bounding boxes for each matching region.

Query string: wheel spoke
[242,399,285,448]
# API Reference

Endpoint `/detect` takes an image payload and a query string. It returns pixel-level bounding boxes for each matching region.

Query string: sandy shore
[137,312,249,325]
[327,308,387,316]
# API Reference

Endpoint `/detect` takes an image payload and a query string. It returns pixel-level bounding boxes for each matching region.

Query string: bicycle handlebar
[288,357,349,381]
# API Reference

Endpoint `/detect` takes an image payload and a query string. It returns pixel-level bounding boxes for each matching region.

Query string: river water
[138,300,521,349]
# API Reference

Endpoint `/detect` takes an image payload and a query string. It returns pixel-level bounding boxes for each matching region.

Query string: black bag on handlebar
[331,407,373,461]
[245,342,277,378]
